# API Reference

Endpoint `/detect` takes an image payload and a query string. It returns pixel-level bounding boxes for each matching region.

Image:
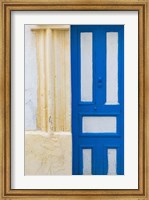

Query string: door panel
[80,32,93,102]
[106,32,119,104]
[82,116,117,133]
[71,25,124,175]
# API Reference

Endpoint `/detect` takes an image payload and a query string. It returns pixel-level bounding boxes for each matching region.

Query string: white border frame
[11,11,138,189]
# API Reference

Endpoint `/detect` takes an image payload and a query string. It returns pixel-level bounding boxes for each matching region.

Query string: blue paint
[71,25,124,175]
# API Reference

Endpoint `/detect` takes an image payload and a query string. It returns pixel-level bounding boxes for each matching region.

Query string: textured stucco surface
[24,25,72,175]
[25,131,72,175]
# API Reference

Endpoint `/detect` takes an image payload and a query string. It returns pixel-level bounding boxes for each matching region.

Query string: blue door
[71,25,124,175]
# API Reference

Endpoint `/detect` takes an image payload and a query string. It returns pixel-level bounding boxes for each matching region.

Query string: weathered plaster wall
[25,131,72,175]
[25,25,72,176]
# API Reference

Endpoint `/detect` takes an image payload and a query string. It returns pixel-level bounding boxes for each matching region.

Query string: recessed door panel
[81,32,93,102]
[106,32,119,105]
[107,149,117,175]
[83,116,117,133]
[82,149,92,175]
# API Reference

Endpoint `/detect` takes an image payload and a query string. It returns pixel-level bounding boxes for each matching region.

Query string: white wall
[25,25,38,130]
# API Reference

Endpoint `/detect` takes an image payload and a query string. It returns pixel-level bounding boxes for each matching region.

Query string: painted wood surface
[71,25,124,175]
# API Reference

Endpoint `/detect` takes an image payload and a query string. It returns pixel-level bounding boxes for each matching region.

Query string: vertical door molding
[32,25,70,133]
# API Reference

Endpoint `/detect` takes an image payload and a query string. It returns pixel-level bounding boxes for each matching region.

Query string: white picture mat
[11,11,138,189]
